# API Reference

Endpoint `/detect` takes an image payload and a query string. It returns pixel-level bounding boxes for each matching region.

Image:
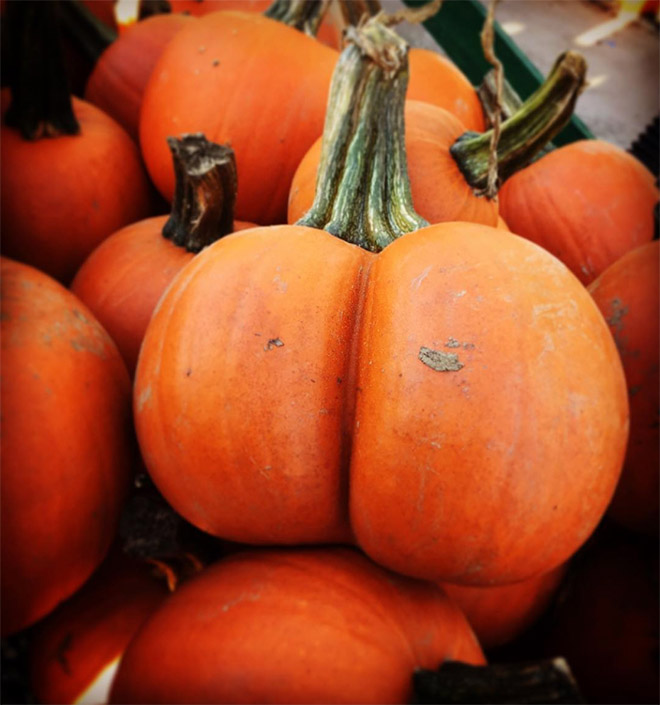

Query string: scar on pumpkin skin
[264,338,284,351]
[419,346,464,372]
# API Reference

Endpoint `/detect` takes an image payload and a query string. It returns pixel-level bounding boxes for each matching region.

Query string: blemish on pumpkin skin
[419,346,463,372]
[607,298,628,332]
[264,338,284,351]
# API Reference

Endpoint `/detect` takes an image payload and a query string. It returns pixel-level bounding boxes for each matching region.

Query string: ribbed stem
[451,50,587,193]
[296,19,428,252]
[4,1,79,140]
[162,135,237,253]
[264,0,329,36]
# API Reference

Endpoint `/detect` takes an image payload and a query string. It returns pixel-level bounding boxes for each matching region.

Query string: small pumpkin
[30,552,169,705]
[110,547,485,704]
[72,136,255,375]
[288,50,587,229]
[499,140,659,284]
[1,258,132,636]
[588,240,659,535]
[85,12,193,141]
[440,563,568,650]
[134,19,628,587]
[0,2,153,283]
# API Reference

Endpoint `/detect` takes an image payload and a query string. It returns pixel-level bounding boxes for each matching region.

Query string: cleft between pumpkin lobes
[297,19,428,252]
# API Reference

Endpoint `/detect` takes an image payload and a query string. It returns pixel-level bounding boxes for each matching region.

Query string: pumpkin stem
[296,18,428,252]
[4,1,80,140]
[162,135,237,254]
[264,0,331,36]
[451,50,587,194]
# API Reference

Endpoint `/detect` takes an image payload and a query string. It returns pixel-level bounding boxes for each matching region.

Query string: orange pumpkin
[85,13,193,141]
[72,136,255,375]
[440,563,568,650]
[1,258,132,636]
[588,241,659,535]
[289,51,587,229]
[139,10,338,224]
[407,48,486,132]
[110,547,485,704]
[30,552,168,705]
[134,20,627,588]
[499,141,659,285]
[1,91,153,284]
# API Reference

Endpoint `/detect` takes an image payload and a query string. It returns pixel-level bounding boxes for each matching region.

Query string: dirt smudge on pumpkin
[607,297,628,332]
[419,346,463,372]
[264,338,284,351]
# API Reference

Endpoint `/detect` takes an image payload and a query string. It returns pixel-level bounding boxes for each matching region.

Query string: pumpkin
[30,552,168,705]
[1,3,153,284]
[440,563,568,650]
[543,528,659,704]
[134,20,628,587]
[72,136,255,375]
[139,9,338,224]
[110,547,485,704]
[1,258,132,636]
[407,48,486,132]
[85,12,193,141]
[588,240,659,535]
[288,51,587,229]
[499,140,659,284]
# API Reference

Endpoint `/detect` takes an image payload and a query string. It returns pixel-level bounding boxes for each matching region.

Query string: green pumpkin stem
[264,0,330,36]
[296,18,428,252]
[162,135,237,254]
[451,50,587,194]
[4,1,79,140]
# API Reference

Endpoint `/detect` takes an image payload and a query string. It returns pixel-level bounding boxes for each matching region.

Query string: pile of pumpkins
[1,0,658,703]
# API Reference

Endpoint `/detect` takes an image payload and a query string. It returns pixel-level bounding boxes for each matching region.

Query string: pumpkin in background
[407,48,486,132]
[288,51,588,229]
[1,258,133,636]
[139,9,338,225]
[30,552,169,705]
[134,19,627,588]
[1,2,153,284]
[85,13,193,141]
[499,140,658,284]
[543,529,659,704]
[588,240,659,535]
[440,563,568,650]
[72,136,255,375]
[110,547,485,704]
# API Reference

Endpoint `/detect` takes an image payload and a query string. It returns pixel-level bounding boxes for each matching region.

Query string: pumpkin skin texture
[440,562,567,649]
[70,215,256,376]
[1,92,153,284]
[498,140,659,285]
[30,552,168,705]
[288,100,498,228]
[139,11,338,225]
[406,49,486,132]
[135,222,628,586]
[588,241,659,535]
[543,531,659,704]
[1,258,132,636]
[110,547,485,705]
[85,13,193,141]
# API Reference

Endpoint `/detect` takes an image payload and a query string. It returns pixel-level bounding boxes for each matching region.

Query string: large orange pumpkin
[499,140,659,285]
[588,240,659,535]
[1,258,133,636]
[134,19,627,588]
[110,547,485,704]
[72,136,255,375]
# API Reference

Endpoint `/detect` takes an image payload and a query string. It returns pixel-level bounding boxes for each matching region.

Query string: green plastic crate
[402,0,595,144]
